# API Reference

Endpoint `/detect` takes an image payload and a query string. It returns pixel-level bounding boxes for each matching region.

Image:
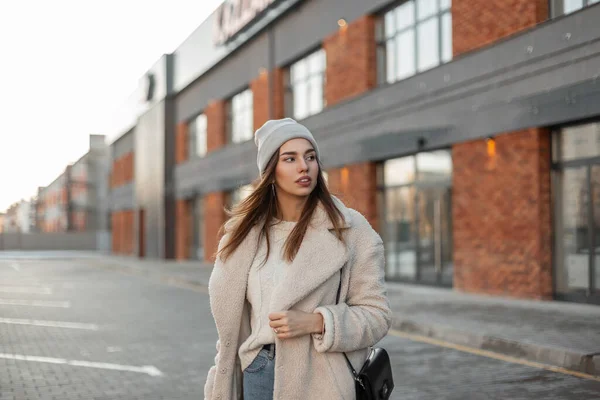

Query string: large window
[552,0,600,16]
[378,150,453,286]
[553,122,600,304]
[189,113,207,158]
[377,0,452,85]
[228,89,254,143]
[286,49,326,120]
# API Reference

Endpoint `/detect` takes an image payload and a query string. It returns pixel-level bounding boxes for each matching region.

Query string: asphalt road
[0,258,598,400]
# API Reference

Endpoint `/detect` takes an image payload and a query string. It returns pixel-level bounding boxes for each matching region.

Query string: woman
[204,118,392,400]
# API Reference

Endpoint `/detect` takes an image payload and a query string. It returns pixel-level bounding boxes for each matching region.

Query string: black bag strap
[336,270,359,379]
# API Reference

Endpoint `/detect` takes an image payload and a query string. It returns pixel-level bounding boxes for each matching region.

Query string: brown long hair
[216,150,346,264]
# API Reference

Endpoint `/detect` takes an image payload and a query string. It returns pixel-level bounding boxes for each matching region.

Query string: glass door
[379,150,453,287]
[382,186,417,280]
[417,187,453,286]
[555,164,599,303]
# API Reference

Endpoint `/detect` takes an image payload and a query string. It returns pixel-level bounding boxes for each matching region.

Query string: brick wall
[452,129,552,299]
[204,192,227,262]
[273,68,285,120]
[453,0,548,56]
[111,210,134,255]
[251,68,286,130]
[206,100,227,152]
[110,151,135,254]
[251,72,270,131]
[323,16,378,230]
[323,15,377,107]
[175,122,189,164]
[175,199,192,260]
[110,152,134,188]
[451,0,552,299]
[327,163,379,231]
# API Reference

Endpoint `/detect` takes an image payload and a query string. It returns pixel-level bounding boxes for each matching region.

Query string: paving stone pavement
[87,254,600,376]
[1,258,599,399]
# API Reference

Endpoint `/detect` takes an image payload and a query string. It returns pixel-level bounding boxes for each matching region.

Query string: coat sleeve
[311,222,392,353]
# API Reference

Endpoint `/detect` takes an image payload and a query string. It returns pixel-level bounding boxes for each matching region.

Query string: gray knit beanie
[254,118,320,176]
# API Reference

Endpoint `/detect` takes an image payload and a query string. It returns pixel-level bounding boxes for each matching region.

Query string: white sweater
[238,220,296,362]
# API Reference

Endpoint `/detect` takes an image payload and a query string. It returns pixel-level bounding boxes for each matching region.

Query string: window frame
[227,89,254,144]
[551,0,600,17]
[188,112,208,159]
[376,0,452,86]
[284,48,327,120]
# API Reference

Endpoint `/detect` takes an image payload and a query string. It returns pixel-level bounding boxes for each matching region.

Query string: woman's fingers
[269,319,286,329]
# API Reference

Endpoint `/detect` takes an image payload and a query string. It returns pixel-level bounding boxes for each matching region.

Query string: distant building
[3,199,33,233]
[36,134,110,233]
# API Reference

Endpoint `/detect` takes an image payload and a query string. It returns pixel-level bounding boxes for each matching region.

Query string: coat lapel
[213,196,353,322]
[269,197,352,312]
[209,223,260,336]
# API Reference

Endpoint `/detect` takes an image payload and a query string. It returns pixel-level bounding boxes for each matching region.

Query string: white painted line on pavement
[0,286,52,294]
[0,299,71,308]
[0,318,98,330]
[10,263,20,272]
[0,353,163,377]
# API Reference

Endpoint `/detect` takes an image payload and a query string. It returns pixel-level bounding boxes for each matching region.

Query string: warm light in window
[341,167,349,189]
[486,137,496,157]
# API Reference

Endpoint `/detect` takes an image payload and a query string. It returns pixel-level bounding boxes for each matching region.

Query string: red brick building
[108,0,600,305]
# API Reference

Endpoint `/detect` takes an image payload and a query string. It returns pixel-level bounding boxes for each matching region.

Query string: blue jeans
[243,345,275,400]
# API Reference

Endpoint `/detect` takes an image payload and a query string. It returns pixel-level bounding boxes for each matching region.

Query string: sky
[0,0,223,212]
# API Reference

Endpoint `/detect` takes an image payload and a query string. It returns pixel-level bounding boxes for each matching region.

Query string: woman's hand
[268,310,323,339]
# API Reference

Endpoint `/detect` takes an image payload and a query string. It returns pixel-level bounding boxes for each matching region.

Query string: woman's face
[274,138,319,199]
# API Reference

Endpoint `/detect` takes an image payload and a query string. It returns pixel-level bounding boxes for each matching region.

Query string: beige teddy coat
[204,198,392,400]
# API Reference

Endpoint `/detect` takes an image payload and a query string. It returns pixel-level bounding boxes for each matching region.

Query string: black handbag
[336,271,394,400]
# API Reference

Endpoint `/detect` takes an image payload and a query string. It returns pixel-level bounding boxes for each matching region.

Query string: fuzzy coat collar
[213,196,352,316]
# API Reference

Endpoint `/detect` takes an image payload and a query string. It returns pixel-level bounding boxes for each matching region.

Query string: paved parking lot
[0,258,599,399]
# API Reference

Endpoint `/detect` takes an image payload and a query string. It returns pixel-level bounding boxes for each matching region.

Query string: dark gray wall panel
[273,0,391,67]
[135,103,165,259]
[175,141,257,198]
[176,33,270,123]
[173,6,600,196]
[163,86,176,259]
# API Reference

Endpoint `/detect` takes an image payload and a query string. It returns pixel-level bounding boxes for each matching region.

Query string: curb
[391,317,599,377]
[88,258,600,378]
